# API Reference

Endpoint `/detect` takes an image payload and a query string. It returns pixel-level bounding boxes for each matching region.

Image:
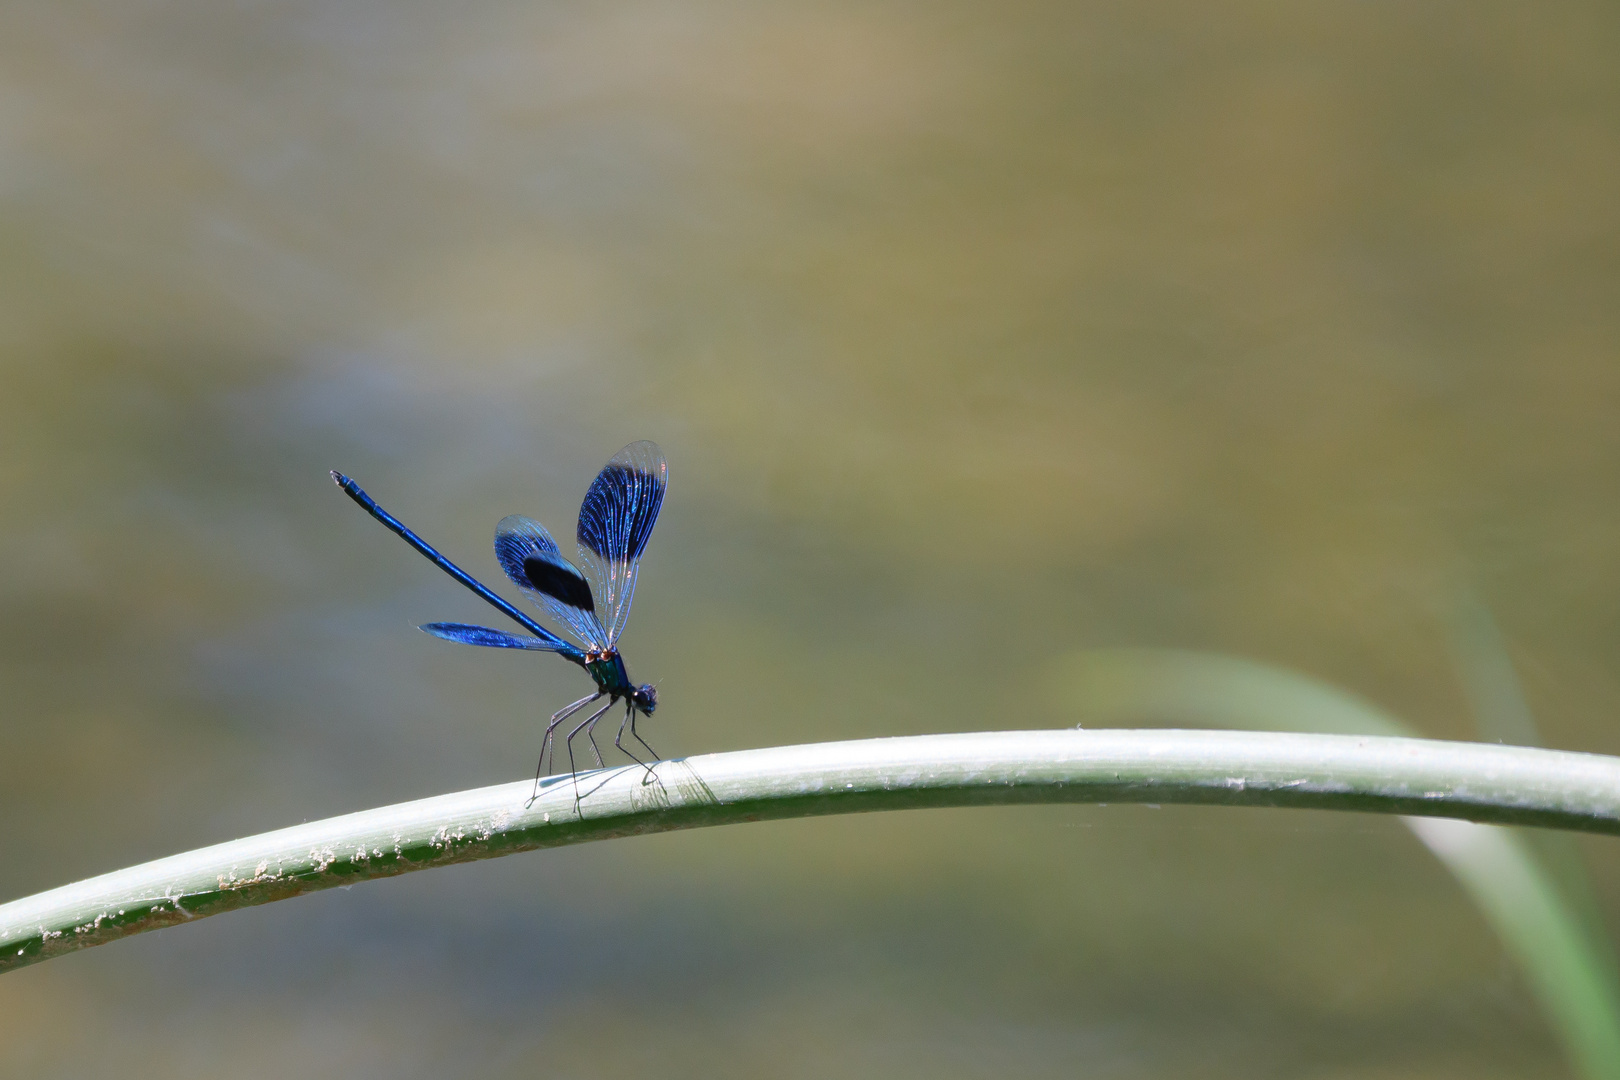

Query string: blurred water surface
[2,0,1618,1076]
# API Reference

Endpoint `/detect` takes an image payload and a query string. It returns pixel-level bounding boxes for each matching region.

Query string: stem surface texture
[6,728,1620,973]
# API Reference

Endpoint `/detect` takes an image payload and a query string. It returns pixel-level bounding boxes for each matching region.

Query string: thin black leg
[614,702,655,780]
[565,699,617,805]
[584,711,606,769]
[629,710,659,766]
[531,692,599,804]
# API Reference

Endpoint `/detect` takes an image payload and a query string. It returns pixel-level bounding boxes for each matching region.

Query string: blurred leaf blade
[1447,588,1543,747]
[1062,647,1620,1080]
[1406,816,1620,1080]
[1447,590,1616,946]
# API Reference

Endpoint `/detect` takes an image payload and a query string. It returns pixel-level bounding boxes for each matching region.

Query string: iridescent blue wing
[577,441,667,646]
[421,623,568,651]
[494,515,608,651]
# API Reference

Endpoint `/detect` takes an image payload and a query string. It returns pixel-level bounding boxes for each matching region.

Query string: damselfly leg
[532,691,602,804]
[565,698,618,803]
[613,701,658,781]
[614,703,659,781]
[629,708,658,764]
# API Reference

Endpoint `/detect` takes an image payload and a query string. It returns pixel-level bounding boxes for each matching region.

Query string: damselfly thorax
[584,648,631,692]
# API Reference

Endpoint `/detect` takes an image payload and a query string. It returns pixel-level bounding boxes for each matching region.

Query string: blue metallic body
[331,443,668,796]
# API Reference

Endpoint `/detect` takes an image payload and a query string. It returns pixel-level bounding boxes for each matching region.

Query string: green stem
[6,728,1620,973]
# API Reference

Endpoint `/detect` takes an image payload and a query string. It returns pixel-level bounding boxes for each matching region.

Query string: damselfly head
[632,683,658,715]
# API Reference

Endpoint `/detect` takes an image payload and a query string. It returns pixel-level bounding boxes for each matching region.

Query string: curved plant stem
[6,728,1620,974]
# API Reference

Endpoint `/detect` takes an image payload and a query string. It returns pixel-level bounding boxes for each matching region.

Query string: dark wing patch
[494,514,607,649]
[522,553,595,612]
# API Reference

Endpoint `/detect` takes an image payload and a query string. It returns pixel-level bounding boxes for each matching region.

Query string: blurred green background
[2,0,1619,1076]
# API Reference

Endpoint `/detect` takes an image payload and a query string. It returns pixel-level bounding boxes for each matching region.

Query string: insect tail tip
[330,469,349,486]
